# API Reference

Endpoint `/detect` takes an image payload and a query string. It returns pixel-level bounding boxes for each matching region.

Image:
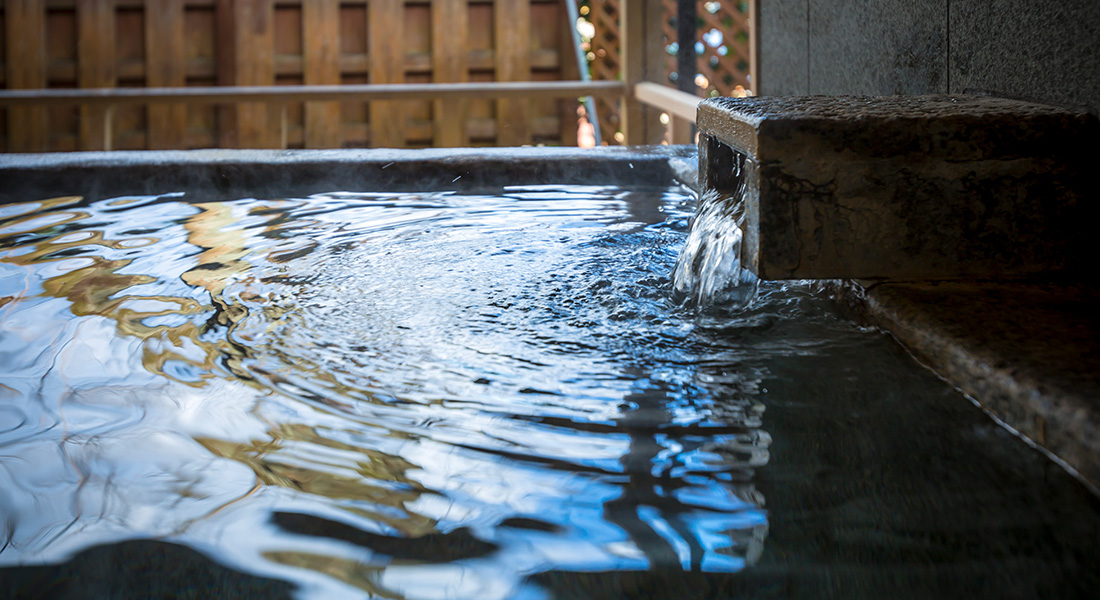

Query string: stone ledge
[836,279,1100,490]
[0,146,694,204]
[697,95,1100,280]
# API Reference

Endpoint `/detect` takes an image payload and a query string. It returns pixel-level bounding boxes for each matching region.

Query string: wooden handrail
[1,78,700,150]
[0,79,700,150]
[0,80,627,108]
[634,82,700,123]
[634,81,701,144]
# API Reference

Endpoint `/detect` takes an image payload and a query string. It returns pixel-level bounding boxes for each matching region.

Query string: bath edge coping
[0,146,696,204]
[827,278,1100,495]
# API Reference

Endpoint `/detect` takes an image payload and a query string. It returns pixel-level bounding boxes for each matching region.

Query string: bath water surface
[0,186,1097,599]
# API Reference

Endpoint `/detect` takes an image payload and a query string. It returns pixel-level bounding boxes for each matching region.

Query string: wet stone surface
[845,279,1100,490]
[697,95,1100,280]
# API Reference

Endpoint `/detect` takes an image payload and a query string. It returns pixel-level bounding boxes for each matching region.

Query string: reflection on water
[1,186,1098,599]
[0,187,767,598]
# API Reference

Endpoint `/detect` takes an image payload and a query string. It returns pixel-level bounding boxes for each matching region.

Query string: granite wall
[758,0,1100,114]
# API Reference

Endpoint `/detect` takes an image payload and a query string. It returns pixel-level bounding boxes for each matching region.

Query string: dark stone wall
[758,0,1100,114]
[758,0,810,96]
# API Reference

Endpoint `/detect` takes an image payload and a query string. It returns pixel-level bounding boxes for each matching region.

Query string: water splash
[4,187,1100,600]
[671,158,759,309]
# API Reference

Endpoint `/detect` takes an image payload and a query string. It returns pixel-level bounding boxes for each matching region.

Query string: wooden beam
[78,0,116,150]
[6,0,48,152]
[635,82,699,145]
[557,0,579,147]
[0,81,628,107]
[620,0,663,145]
[215,0,238,147]
[431,0,467,147]
[669,116,693,144]
[369,0,405,148]
[303,0,341,148]
[146,0,187,149]
[494,0,530,145]
[233,0,275,148]
[634,81,698,123]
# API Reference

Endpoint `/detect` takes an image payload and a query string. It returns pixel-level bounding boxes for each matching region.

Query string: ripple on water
[1,186,1098,600]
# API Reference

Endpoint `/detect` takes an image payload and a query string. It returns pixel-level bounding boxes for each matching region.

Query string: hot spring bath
[1,150,1098,599]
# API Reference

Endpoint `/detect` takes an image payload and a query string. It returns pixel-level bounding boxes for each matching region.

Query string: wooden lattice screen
[0,0,580,152]
[585,0,623,143]
[586,0,751,144]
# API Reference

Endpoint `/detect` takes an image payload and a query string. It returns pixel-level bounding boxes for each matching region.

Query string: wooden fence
[0,0,582,152]
[586,0,752,144]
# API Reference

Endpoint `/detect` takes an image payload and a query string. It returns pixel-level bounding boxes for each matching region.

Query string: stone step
[832,278,1100,491]
[697,95,1100,280]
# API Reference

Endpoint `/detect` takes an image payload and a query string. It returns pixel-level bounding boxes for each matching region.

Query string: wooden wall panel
[494,0,530,145]
[303,0,339,148]
[466,1,494,144]
[274,3,303,148]
[77,0,114,149]
[403,2,431,144]
[3,0,580,151]
[113,6,146,150]
[214,0,237,147]
[431,0,467,146]
[338,3,368,147]
[0,10,6,86]
[233,0,274,148]
[6,0,48,152]
[146,0,186,149]
[184,4,216,149]
[0,9,6,148]
[369,0,404,148]
[531,0,562,145]
[43,6,77,151]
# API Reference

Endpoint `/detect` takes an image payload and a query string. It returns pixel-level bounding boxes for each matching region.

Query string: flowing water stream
[670,165,758,310]
[1,185,1098,599]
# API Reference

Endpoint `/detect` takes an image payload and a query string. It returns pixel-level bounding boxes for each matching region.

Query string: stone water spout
[695,95,1099,281]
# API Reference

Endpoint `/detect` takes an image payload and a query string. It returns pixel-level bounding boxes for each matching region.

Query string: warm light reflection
[0,189,769,597]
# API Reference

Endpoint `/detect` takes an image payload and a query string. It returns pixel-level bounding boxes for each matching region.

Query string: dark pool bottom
[0,185,1097,599]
